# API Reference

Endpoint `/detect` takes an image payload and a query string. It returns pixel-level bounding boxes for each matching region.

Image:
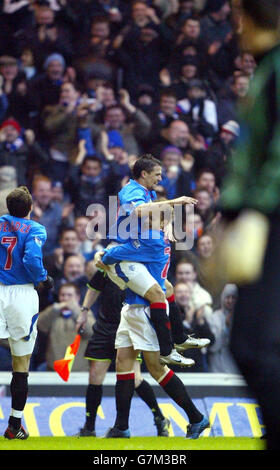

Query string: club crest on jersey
[132,240,140,249]
[128,264,135,271]
[34,236,43,246]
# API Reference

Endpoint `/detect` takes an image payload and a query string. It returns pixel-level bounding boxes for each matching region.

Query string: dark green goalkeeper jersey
[221,43,280,216]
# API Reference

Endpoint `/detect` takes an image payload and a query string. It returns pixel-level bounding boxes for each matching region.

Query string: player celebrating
[75,270,170,437]
[101,203,210,438]
[94,154,209,366]
[0,186,52,440]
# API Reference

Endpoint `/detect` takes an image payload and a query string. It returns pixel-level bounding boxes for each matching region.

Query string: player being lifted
[93,155,210,366]
[0,186,53,440]
[99,202,210,438]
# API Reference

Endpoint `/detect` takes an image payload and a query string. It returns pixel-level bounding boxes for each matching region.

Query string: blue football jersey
[0,214,48,285]
[109,179,157,243]
[103,230,171,305]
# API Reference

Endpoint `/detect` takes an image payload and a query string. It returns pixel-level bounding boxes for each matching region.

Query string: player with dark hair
[94,154,209,367]
[99,203,209,438]
[75,269,170,437]
[220,0,280,450]
[0,186,53,440]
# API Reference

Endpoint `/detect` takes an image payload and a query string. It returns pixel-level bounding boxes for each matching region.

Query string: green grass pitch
[0,436,265,450]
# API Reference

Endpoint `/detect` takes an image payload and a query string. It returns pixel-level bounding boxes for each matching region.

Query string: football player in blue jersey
[93,154,209,367]
[100,202,210,439]
[0,186,53,440]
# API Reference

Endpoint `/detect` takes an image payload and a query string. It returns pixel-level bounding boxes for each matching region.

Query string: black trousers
[230,216,280,450]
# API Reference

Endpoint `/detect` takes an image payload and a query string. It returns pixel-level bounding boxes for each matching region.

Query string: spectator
[173,281,215,372]
[217,73,250,125]
[15,0,73,71]
[174,259,213,317]
[207,284,240,373]
[193,188,215,228]
[195,169,219,200]
[44,228,81,279]
[112,3,171,99]
[54,253,89,301]
[31,175,63,255]
[151,119,206,169]
[168,56,200,101]
[0,119,49,186]
[27,53,66,123]
[177,79,219,140]
[237,51,257,79]
[41,80,100,181]
[157,145,194,199]
[75,15,114,61]
[165,0,197,33]
[149,89,184,141]
[66,156,114,216]
[92,89,152,155]
[74,216,94,256]
[37,282,94,371]
[205,120,240,185]
[200,0,232,47]
[0,55,25,98]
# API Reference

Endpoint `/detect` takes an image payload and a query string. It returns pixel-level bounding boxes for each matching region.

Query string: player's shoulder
[26,219,47,238]
[119,179,146,202]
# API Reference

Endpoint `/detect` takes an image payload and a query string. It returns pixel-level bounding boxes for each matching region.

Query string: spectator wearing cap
[217,73,250,126]
[27,53,66,123]
[177,79,218,141]
[204,120,240,186]
[15,0,73,72]
[0,118,49,185]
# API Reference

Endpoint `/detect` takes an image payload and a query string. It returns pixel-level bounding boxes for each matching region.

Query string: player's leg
[77,326,116,437]
[4,350,32,440]
[133,359,170,436]
[104,346,139,437]
[165,280,211,352]
[77,360,111,436]
[143,350,210,439]
[109,261,194,365]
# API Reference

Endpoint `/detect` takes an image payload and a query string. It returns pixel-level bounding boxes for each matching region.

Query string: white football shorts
[0,283,39,356]
[115,303,160,352]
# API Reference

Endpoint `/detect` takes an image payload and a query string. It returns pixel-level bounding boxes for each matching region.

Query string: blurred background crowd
[0,0,250,375]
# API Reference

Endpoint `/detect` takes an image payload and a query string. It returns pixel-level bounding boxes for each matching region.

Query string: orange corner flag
[53,334,81,382]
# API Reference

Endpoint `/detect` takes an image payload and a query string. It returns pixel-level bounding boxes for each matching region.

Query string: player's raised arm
[134,196,198,217]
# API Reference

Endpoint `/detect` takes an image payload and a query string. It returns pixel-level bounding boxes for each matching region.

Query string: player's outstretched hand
[176,196,198,205]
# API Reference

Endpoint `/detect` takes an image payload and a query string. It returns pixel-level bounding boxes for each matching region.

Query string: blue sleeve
[22,226,48,283]
[102,240,156,265]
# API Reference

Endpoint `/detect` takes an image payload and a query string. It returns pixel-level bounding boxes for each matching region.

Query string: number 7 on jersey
[1,236,17,270]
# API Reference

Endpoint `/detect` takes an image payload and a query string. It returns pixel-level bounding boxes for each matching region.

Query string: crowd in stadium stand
[0,0,249,374]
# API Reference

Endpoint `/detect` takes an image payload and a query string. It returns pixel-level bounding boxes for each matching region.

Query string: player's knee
[12,354,30,373]
[145,284,165,304]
